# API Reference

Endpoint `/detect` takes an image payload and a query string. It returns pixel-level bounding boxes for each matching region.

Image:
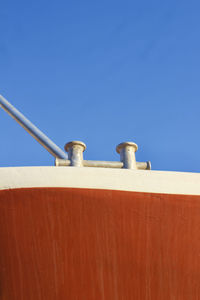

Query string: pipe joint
[116,142,138,169]
[64,141,86,167]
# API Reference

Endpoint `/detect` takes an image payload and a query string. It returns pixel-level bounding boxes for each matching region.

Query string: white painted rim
[0,166,200,195]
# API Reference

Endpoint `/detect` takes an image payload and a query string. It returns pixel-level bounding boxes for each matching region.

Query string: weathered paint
[0,187,200,299]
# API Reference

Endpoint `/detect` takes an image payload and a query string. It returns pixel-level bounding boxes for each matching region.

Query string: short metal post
[64,141,86,167]
[116,142,138,169]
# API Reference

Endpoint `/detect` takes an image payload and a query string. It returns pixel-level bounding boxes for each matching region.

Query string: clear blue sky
[0,0,199,172]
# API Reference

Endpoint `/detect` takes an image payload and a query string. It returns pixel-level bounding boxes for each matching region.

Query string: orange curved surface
[0,187,200,299]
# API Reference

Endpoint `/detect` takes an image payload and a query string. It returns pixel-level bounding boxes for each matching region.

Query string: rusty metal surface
[0,187,200,299]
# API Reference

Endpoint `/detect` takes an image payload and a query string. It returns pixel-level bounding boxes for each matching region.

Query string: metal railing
[0,95,151,170]
[55,141,151,170]
[0,95,67,159]
[55,158,151,170]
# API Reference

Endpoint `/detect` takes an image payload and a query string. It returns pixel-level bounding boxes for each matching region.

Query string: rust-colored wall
[0,188,200,299]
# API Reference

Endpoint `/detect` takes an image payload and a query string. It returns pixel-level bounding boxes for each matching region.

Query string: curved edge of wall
[0,166,200,195]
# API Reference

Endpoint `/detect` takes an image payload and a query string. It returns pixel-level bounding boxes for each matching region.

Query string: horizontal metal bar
[137,161,151,170]
[0,95,68,159]
[55,158,151,170]
[84,160,123,168]
[55,159,71,166]
[55,159,122,168]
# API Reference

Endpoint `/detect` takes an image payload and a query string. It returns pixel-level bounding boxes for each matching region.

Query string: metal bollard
[64,141,86,167]
[116,142,138,169]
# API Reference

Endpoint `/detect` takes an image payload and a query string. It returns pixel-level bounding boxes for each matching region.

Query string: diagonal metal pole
[0,95,68,159]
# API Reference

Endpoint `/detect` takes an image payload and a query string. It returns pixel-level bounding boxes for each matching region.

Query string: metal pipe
[55,159,122,168]
[84,160,123,168]
[55,158,71,166]
[64,141,86,167]
[137,161,151,170]
[0,95,68,159]
[55,158,151,170]
[116,142,138,169]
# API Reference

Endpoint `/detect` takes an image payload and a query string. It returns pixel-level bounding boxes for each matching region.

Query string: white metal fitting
[116,142,138,169]
[64,141,86,167]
